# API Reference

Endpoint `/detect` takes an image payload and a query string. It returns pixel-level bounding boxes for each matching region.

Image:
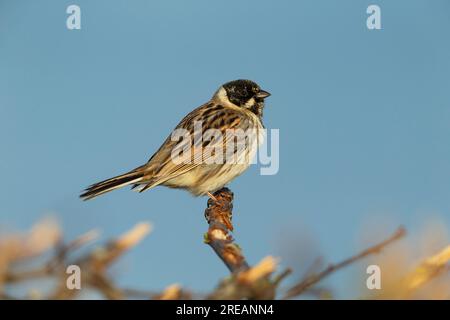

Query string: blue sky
[1,0,449,298]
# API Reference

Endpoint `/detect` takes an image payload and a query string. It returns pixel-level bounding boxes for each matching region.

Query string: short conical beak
[255,90,271,99]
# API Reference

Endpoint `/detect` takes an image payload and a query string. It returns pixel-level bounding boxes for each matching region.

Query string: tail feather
[80,169,145,201]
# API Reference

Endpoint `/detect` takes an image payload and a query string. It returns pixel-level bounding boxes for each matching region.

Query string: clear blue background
[1,0,449,298]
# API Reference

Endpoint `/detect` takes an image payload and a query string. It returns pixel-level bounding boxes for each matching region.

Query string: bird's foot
[205,189,234,231]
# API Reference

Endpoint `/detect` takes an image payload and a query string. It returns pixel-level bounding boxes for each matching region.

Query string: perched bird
[80,79,271,201]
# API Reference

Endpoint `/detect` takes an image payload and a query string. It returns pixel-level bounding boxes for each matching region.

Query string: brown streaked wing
[137,103,255,191]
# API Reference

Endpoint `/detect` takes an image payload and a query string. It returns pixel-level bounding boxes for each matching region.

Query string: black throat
[249,101,264,119]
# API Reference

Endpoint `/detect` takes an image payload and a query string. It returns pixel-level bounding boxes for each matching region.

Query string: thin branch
[2,212,421,300]
[204,188,249,273]
[406,244,450,291]
[2,222,152,300]
[283,226,406,299]
[4,229,100,284]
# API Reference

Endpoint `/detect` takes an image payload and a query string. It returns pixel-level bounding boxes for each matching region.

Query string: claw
[207,191,218,202]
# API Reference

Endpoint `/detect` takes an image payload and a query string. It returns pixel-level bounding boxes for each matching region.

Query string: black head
[222,79,271,108]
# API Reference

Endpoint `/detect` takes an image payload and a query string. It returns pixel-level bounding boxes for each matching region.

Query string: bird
[80,79,271,201]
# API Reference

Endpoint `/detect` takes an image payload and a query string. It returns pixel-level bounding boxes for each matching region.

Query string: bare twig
[202,189,292,299]
[5,211,443,300]
[2,222,152,300]
[204,188,249,273]
[406,245,450,291]
[283,226,406,299]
